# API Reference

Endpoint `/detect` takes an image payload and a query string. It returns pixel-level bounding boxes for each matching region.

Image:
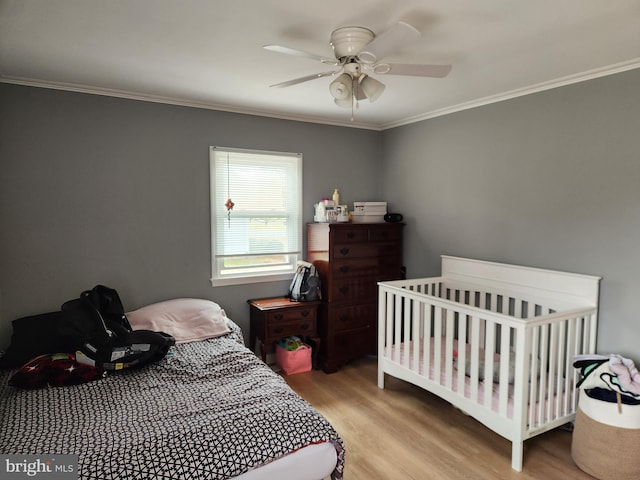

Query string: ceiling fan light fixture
[360,75,385,102]
[329,73,353,100]
[334,97,352,108]
[330,26,375,58]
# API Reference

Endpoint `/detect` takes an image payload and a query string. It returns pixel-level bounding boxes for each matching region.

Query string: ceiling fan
[264,21,452,120]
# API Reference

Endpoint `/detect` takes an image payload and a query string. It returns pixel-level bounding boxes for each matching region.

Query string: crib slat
[554,320,567,418]
[423,302,433,380]
[386,292,395,362]
[402,296,411,368]
[528,326,540,427]
[412,300,421,374]
[469,315,480,400]
[538,324,550,424]
[547,322,559,421]
[433,306,443,383]
[483,321,496,409]
[445,308,455,389]
[498,326,511,416]
[456,315,468,395]
[394,295,402,363]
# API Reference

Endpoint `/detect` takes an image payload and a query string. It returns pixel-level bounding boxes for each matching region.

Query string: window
[210,146,302,286]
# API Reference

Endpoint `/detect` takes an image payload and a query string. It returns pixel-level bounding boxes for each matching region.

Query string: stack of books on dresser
[351,202,387,223]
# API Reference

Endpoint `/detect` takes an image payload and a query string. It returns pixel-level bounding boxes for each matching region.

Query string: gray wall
[381,67,640,358]
[0,83,381,347]
[2,68,639,358]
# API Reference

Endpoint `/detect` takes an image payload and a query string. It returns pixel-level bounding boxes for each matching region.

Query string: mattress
[0,322,344,480]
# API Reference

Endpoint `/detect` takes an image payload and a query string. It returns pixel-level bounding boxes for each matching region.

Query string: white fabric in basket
[579,389,640,429]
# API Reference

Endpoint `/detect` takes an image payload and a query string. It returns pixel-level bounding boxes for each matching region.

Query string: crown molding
[0,75,381,131]
[381,58,640,130]
[3,57,639,132]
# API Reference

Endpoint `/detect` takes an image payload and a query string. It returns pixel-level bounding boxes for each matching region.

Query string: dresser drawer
[328,278,377,303]
[264,306,316,323]
[267,319,316,338]
[330,227,369,244]
[369,226,403,242]
[378,253,403,277]
[326,304,376,332]
[331,243,399,259]
[331,258,379,278]
[324,327,376,358]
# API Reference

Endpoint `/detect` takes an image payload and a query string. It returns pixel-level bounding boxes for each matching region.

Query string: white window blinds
[210,146,302,285]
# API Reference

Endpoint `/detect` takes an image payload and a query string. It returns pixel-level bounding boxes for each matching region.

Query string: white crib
[377,256,601,471]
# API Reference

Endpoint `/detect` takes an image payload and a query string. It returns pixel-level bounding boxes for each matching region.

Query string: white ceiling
[1,0,639,130]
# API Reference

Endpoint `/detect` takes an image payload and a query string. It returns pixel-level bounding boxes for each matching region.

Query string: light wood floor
[283,357,595,480]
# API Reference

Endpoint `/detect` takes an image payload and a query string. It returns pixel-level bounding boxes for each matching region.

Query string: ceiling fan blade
[263,44,336,64]
[357,21,421,64]
[382,63,452,78]
[270,70,338,88]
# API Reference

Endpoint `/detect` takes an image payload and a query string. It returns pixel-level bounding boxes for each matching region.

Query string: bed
[0,298,344,480]
[377,256,600,471]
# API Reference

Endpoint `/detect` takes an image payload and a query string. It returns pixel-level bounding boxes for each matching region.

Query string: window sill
[210,272,293,287]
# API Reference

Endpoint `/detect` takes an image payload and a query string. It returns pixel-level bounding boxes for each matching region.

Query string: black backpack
[288,261,322,302]
[60,285,175,370]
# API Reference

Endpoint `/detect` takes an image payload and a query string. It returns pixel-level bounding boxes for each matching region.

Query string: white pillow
[127,298,230,344]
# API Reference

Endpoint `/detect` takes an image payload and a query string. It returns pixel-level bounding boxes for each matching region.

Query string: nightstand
[247,296,321,367]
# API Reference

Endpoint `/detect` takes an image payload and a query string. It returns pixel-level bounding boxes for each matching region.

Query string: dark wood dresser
[306,222,404,373]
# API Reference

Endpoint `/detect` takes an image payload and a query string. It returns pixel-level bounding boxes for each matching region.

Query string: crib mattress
[387,339,567,423]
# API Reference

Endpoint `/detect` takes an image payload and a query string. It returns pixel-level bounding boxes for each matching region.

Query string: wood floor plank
[283,357,593,480]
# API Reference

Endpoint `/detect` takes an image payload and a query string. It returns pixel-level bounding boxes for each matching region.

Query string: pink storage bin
[276,344,312,375]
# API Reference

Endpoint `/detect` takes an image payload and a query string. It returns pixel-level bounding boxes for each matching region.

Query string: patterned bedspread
[0,323,344,479]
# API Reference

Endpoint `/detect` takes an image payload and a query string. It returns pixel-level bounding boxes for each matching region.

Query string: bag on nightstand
[288,261,321,302]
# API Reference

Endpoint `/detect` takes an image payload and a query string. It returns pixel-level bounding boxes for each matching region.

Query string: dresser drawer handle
[274,314,284,321]
[339,265,350,273]
[274,327,284,334]
[339,247,350,256]
[347,232,355,239]
[300,323,310,330]
[339,286,349,294]
[301,310,310,317]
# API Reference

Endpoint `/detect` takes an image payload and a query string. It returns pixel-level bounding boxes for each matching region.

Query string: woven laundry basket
[572,390,640,480]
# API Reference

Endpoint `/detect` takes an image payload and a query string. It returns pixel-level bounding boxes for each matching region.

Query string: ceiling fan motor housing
[330,27,375,59]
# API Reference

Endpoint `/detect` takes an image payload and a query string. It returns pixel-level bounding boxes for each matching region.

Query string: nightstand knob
[301,310,310,317]
[274,326,284,334]
[339,265,350,273]
[339,286,349,294]
[274,314,283,321]
[347,232,355,239]
[339,247,350,256]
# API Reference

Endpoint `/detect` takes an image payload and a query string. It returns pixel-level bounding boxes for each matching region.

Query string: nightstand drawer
[264,306,316,323]
[267,319,316,338]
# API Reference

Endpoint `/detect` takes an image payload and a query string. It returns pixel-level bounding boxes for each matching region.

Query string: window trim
[209,146,303,287]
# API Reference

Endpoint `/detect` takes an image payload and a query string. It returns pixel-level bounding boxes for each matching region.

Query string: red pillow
[9,353,102,389]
